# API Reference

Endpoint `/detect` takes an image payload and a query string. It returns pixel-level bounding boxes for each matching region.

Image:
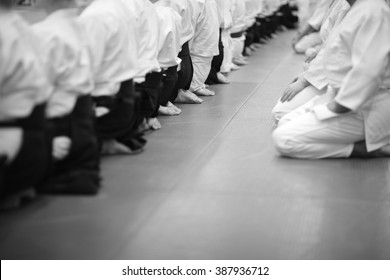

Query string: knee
[272,126,292,156]
[293,40,306,54]
[272,126,304,157]
[271,102,290,124]
[271,104,284,123]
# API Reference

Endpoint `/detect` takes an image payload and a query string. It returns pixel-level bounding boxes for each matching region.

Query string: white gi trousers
[272,85,326,122]
[220,30,234,73]
[190,54,213,92]
[231,34,246,60]
[273,93,365,159]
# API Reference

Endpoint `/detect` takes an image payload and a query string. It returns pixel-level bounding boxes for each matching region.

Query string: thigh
[279,87,334,125]
[273,85,321,121]
[280,109,365,145]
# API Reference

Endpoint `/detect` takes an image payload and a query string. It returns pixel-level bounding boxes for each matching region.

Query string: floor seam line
[112,39,298,251]
[165,49,295,191]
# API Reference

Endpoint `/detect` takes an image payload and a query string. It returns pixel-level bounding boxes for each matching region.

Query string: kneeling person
[273,0,390,159]
[32,0,100,194]
[0,1,51,208]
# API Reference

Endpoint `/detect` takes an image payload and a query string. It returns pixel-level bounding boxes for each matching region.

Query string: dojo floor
[1,28,390,260]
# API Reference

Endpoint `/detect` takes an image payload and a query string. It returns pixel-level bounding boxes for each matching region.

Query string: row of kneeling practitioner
[0,0,299,209]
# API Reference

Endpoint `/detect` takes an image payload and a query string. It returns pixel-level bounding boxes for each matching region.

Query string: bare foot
[0,188,36,211]
[167,102,182,114]
[245,47,253,56]
[147,118,162,130]
[194,88,215,96]
[159,105,180,116]
[233,57,249,66]
[230,63,240,71]
[217,72,230,84]
[175,89,203,104]
[101,139,133,155]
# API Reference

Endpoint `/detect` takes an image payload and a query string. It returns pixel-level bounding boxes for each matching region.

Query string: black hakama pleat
[159,65,179,107]
[1,104,50,198]
[206,29,224,85]
[38,95,100,195]
[172,41,194,101]
[136,71,163,119]
[94,79,146,152]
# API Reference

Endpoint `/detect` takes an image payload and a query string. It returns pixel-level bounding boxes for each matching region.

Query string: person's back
[80,0,146,154]
[0,5,51,209]
[156,0,204,105]
[32,0,100,195]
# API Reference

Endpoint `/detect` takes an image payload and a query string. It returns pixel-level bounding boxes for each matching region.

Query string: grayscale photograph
[1,0,390,260]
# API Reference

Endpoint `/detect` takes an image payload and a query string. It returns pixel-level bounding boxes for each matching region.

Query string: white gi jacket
[80,0,139,97]
[231,0,247,33]
[307,0,334,30]
[304,0,351,90]
[322,0,390,151]
[0,11,50,121]
[244,0,257,28]
[117,0,160,81]
[157,0,195,46]
[190,0,219,58]
[217,0,234,30]
[32,8,94,118]
[154,6,182,68]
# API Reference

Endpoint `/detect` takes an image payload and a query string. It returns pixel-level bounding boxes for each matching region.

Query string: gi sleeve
[334,10,390,111]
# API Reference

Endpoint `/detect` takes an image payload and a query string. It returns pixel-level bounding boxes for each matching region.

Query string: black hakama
[39,95,100,195]
[94,79,146,152]
[1,104,50,198]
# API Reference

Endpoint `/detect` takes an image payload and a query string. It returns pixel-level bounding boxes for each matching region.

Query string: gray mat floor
[1,29,390,260]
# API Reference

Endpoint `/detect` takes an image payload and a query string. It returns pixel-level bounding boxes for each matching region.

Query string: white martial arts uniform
[295,0,318,28]
[32,8,94,119]
[273,0,390,159]
[154,5,182,69]
[303,0,351,89]
[0,10,50,163]
[230,0,247,61]
[189,0,219,92]
[294,0,334,54]
[32,7,103,194]
[244,0,258,29]
[220,0,235,73]
[157,0,195,47]
[116,0,160,83]
[80,0,139,97]
[272,0,350,121]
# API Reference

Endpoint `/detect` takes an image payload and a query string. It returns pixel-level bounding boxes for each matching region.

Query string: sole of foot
[217,73,230,84]
[101,139,135,155]
[194,88,215,96]
[230,64,241,71]
[0,188,36,211]
[174,90,203,104]
[147,118,162,130]
[245,47,253,56]
[233,59,249,66]
[159,105,180,116]
[167,102,182,114]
